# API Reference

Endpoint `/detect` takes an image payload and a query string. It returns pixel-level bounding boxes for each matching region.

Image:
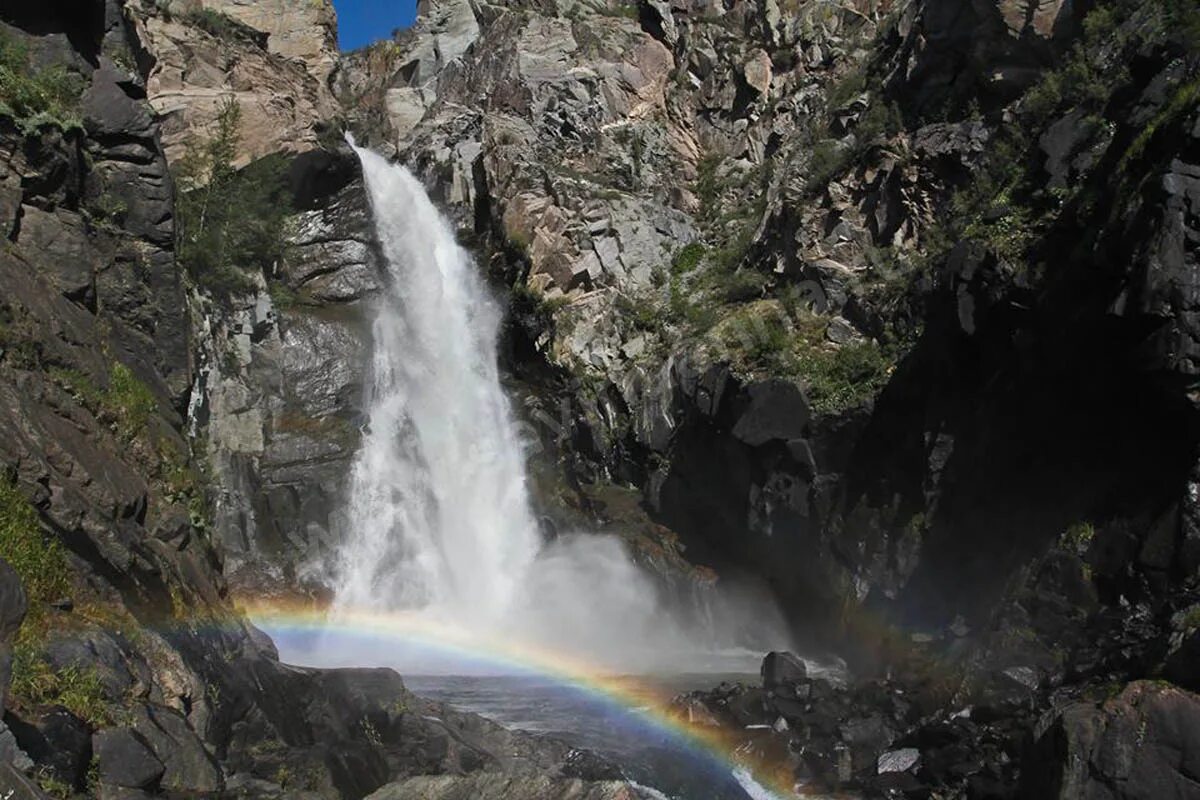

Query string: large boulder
[92,728,164,791]
[1022,681,1200,799]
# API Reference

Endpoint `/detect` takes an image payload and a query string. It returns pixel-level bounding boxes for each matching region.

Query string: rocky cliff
[0,3,630,798]
[1,0,1199,797]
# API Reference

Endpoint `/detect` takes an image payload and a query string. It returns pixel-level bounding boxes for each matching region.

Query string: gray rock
[877,748,920,774]
[93,729,164,790]
[0,721,33,771]
[732,379,810,446]
[129,705,222,794]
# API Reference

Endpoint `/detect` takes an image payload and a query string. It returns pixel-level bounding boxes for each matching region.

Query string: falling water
[334,143,539,620]
[333,141,789,671]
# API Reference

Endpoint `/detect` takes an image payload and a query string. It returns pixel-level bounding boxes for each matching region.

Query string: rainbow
[232,601,802,800]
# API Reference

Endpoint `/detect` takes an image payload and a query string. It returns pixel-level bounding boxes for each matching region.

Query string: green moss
[108,363,157,440]
[0,477,69,615]
[1120,78,1200,173]
[0,31,83,131]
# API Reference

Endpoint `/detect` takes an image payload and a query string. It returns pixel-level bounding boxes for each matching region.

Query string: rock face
[125,0,339,165]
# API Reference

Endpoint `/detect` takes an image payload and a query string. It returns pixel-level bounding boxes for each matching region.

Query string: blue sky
[332,0,419,51]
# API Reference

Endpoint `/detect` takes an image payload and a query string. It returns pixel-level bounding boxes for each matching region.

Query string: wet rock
[10,708,92,790]
[761,651,808,694]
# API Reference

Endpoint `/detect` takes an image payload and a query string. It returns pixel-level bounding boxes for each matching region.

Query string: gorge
[0,0,1198,798]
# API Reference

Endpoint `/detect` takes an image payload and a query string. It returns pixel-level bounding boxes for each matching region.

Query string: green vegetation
[0,477,70,616]
[1063,521,1096,552]
[53,362,159,442]
[175,98,293,296]
[796,340,893,414]
[1182,606,1200,633]
[0,31,83,131]
[185,8,256,42]
[10,647,113,726]
[671,242,706,275]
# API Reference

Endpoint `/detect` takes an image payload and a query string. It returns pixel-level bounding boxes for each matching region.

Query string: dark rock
[0,762,50,800]
[0,558,26,710]
[761,651,807,695]
[1022,681,1200,799]
[732,380,810,446]
[93,728,164,790]
[129,705,222,794]
[11,708,92,790]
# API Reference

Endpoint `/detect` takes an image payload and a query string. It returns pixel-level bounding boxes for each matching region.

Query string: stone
[129,705,222,794]
[877,748,920,774]
[1022,681,1200,799]
[761,651,807,693]
[732,380,811,447]
[0,721,33,771]
[93,729,164,790]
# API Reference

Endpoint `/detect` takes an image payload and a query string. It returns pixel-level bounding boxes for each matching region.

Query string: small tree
[174,98,292,295]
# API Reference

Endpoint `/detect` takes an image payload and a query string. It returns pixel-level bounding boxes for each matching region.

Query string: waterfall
[333,142,789,671]
[334,143,540,621]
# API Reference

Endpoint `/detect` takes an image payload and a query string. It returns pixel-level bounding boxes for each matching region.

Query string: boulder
[732,380,810,447]
[761,651,807,693]
[1022,681,1200,799]
[93,728,164,791]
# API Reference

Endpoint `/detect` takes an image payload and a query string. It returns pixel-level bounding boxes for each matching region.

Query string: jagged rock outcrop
[125,0,339,166]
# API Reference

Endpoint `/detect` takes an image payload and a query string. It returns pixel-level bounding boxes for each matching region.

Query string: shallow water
[404,673,774,800]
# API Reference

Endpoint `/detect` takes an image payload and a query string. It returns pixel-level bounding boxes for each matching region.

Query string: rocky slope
[1,0,1200,797]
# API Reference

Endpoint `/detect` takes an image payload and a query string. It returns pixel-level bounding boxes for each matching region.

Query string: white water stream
[327,142,788,673]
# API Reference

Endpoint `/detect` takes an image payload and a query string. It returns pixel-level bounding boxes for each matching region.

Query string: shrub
[0,32,83,130]
[175,98,292,296]
[0,477,70,615]
[185,8,255,41]
[1062,521,1095,551]
[796,340,892,414]
[671,242,706,275]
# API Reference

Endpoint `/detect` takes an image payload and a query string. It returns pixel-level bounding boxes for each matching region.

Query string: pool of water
[404,673,779,800]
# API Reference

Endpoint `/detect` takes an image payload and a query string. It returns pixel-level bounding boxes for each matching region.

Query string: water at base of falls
[329,139,792,675]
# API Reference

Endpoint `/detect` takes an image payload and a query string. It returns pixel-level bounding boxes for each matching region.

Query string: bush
[185,9,255,42]
[796,340,892,414]
[175,98,292,296]
[0,477,70,615]
[671,242,706,275]
[0,32,83,130]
